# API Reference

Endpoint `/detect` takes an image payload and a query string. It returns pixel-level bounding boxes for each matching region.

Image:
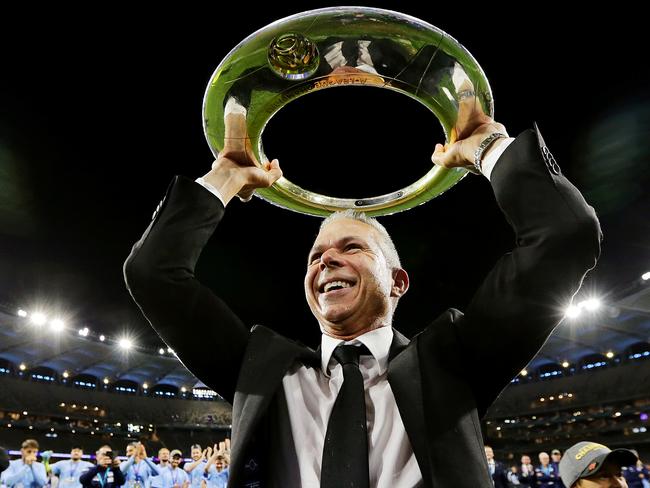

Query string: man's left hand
[431,81,508,171]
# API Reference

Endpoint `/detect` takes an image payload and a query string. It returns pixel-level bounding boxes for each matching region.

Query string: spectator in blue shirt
[182,446,206,488]
[152,453,188,488]
[50,447,94,488]
[120,443,160,488]
[624,452,650,488]
[79,446,125,488]
[1,439,47,488]
[203,445,228,488]
[536,452,559,487]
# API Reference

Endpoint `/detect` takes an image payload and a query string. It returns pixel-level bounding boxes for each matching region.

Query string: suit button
[542,146,560,175]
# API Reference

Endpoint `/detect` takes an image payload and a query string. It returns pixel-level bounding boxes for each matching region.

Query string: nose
[319,247,343,270]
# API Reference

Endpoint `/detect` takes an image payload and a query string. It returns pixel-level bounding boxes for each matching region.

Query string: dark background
[1,3,648,349]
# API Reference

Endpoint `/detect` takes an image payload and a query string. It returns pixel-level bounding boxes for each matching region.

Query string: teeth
[324,280,352,293]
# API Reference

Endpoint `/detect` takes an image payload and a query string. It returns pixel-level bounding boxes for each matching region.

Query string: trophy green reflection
[203,7,494,216]
[268,33,320,80]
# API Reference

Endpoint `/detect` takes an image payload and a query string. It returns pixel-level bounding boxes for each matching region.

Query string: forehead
[313,218,380,248]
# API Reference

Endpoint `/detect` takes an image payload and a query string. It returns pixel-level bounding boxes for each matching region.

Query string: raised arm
[430,95,602,414]
[123,112,282,403]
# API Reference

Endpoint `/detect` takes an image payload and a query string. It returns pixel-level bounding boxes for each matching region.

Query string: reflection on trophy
[203,7,494,215]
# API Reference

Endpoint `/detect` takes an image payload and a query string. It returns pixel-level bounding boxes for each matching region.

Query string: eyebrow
[308,236,366,261]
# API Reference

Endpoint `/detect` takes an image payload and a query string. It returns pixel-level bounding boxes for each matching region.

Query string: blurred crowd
[486,445,650,487]
[0,439,229,488]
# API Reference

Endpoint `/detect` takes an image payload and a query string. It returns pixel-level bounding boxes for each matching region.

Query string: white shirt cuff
[481,137,515,180]
[195,177,227,208]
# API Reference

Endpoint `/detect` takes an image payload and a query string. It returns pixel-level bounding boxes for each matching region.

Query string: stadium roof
[0,284,649,383]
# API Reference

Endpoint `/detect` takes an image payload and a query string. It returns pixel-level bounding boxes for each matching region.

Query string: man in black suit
[124,92,602,486]
[485,446,510,488]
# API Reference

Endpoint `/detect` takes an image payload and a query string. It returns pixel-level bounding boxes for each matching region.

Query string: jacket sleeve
[112,467,126,487]
[79,466,99,486]
[123,176,250,404]
[450,124,603,414]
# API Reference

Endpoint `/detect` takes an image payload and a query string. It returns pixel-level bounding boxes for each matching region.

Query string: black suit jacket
[124,124,602,487]
[490,461,510,488]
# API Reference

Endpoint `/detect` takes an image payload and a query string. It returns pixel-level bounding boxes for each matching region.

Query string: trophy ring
[203,6,493,216]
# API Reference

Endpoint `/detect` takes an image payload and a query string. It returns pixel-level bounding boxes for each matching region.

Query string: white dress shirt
[267,326,423,487]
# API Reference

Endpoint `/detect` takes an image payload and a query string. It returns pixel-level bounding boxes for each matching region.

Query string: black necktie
[321,343,371,488]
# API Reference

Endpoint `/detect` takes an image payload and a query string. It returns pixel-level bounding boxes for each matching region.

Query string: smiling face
[305,218,408,339]
[158,449,169,463]
[191,448,202,461]
[540,452,550,466]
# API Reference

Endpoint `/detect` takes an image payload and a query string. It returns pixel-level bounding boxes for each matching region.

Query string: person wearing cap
[2,439,48,488]
[622,451,650,488]
[50,447,94,488]
[152,452,187,488]
[559,441,637,487]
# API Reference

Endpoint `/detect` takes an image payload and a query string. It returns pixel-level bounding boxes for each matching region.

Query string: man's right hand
[201,112,282,205]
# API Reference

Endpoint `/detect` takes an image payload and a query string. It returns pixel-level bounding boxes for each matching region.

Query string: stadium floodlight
[520,369,528,376]
[31,312,47,326]
[565,305,581,319]
[62,371,69,378]
[167,347,174,354]
[78,327,89,337]
[562,361,570,368]
[606,351,615,359]
[50,319,65,332]
[99,335,106,341]
[118,338,133,350]
[642,271,650,281]
[19,363,26,371]
[581,298,601,311]
[103,378,110,385]
[17,309,28,317]
[143,382,149,389]
[159,348,165,355]
[181,387,187,393]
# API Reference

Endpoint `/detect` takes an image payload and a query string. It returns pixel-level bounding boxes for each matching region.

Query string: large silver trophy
[203,6,493,216]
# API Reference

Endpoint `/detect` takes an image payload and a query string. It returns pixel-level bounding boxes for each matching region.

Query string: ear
[390,268,409,298]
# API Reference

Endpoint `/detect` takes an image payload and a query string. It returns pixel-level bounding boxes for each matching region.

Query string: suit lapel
[388,328,433,486]
[230,325,318,480]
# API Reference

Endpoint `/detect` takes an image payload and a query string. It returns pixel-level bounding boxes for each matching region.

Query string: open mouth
[319,279,356,294]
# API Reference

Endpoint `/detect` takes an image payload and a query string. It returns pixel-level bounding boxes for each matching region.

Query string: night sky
[1,4,648,350]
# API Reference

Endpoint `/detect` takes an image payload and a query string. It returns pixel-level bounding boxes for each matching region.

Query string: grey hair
[319,209,401,270]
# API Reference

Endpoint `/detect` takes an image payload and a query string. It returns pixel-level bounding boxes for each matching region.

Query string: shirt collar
[320,326,393,377]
